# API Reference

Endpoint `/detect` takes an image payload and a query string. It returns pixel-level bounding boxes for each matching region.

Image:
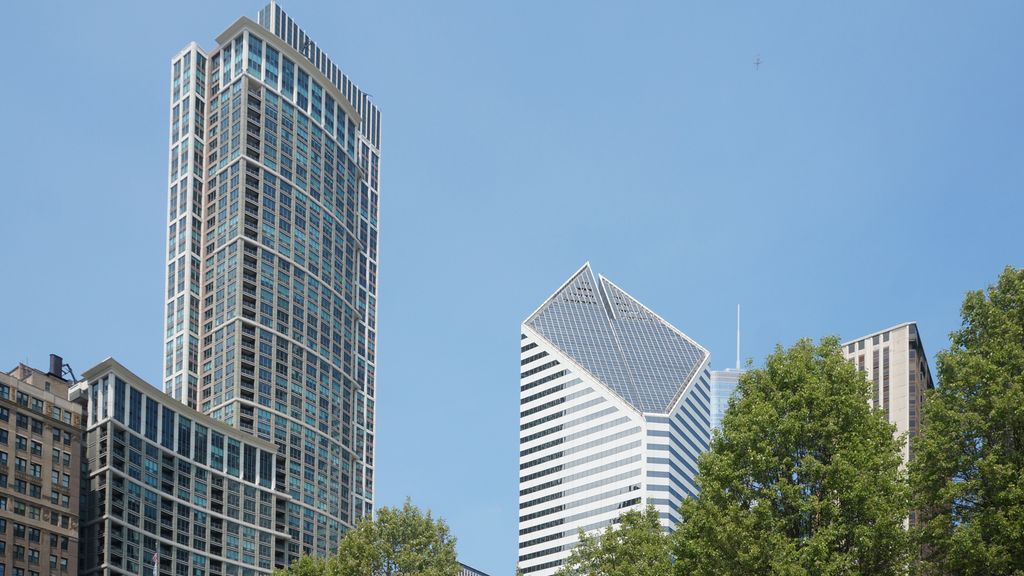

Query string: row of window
[90,375,274,487]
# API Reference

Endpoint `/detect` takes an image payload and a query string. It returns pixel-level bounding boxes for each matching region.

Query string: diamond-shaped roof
[524,264,708,414]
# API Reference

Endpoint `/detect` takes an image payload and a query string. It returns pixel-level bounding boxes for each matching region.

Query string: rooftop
[524,263,708,414]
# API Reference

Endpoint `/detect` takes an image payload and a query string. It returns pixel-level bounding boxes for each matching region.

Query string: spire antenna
[736,304,741,370]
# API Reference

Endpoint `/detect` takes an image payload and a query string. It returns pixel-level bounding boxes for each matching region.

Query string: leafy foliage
[555,504,671,576]
[274,499,459,576]
[673,337,911,576]
[910,266,1024,575]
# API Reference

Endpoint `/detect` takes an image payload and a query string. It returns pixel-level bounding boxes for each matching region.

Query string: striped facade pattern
[517,265,711,575]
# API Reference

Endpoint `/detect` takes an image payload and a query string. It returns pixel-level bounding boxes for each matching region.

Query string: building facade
[458,562,490,576]
[517,264,712,575]
[842,322,933,463]
[709,369,741,431]
[74,358,290,576]
[162,1,380,558]
[0,358,82,576]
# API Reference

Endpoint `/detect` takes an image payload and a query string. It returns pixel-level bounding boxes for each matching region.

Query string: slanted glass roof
[525,264,708,414]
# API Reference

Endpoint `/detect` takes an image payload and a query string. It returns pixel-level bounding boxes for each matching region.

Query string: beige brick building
[842,322,934,463]
[0,356,82,576]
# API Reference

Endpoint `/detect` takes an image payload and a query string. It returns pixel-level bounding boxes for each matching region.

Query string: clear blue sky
[1,1,1022,574]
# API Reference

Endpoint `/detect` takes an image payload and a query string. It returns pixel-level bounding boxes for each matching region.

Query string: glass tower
[709,369,741,431]
[163,1,380,559]
[518,264,711,575]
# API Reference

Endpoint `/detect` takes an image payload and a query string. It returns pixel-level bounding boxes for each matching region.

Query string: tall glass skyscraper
[163,1,380,559]
[517,264,711,575]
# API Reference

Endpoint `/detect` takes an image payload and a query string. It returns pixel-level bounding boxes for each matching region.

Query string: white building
[517,264,712,575]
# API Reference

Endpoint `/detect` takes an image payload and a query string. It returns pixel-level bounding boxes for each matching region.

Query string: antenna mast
[736,304,741,370]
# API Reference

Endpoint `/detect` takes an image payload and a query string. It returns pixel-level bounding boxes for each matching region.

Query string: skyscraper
[842,322,933,463]
[163,2,380,558]
[709,369,740,430]
[517,264,711,575]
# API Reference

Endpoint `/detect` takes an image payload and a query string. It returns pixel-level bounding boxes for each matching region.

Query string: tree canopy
[555,504,672,576]
[673,336,911,576]
[910,265,1024,575]
[274,499,459,576]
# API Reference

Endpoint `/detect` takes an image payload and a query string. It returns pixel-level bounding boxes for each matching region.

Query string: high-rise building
[73,358,288,576]
[709,369,741,431]
[517,264,711,576]
[163,2,380,558]
[459,562,490,576]
[0,357,82,576]
[842,322,933,463]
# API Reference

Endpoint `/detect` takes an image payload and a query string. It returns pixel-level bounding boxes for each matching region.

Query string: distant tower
[517,264,712,575]
[710,305,743,431]
[842,323,934,464]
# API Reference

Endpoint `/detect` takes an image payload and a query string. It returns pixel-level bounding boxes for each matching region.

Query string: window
[210,432,224,471]
[161,406,175,449]
[178,417,192,458]
[145,397,158,441]
[15,436,26,451]
[0,431,5,445]
[194,425,208,465]
[129,387,142,432]
[243,444,256,482]
[16,414,27,429]
[113,378,125,423]
[30,419,42,435]
[227,438,240,477]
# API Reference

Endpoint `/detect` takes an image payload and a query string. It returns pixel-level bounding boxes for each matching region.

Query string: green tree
[910,266,1024,575]
[275,499,459,576]
[673,337,911,576]
[555,504,671,576]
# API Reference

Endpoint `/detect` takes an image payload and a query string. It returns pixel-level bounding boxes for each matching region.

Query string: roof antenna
[736,304,741,370]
